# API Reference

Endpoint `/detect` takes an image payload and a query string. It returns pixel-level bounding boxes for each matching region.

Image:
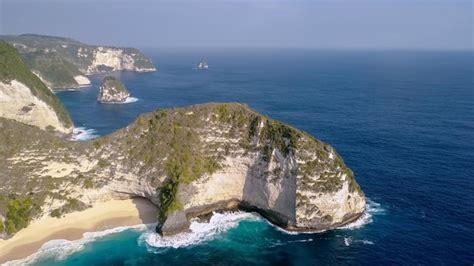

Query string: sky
[0,0,472,50]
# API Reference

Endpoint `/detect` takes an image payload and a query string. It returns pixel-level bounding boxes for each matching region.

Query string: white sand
[0,198,157,263]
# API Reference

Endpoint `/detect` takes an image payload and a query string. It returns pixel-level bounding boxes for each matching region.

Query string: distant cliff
[0,34,156,90]
[0,41,73,134]
[0,103,365,237]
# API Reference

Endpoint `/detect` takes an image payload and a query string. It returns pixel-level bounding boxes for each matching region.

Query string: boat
[197,61,209,69]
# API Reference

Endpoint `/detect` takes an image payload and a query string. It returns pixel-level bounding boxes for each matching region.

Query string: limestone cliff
[0,34,155,90]
[0,103,364,237]
[97,76,130,103]
[0,41,73,135]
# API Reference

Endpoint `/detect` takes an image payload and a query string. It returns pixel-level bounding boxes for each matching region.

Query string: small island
[97,76,130,104]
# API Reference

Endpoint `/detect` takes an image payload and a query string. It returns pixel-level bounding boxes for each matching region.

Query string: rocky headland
[0,40,365,242]
[0,34,156,90]
[0,102,365,238]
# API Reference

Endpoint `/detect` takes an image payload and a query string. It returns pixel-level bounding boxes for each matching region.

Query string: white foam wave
[70,127,99,141]
[355,239,374,245]
[123,97,139,103]
[2,224,149,266]
[141,211,257,250]
[344,237,352,246]
[338,199,385,230]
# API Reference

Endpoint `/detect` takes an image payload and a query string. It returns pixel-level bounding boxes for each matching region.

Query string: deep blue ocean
[30,49,474,265]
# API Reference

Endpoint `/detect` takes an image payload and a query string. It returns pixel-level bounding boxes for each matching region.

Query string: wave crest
[338,199,385,230]
[123,97,139,103]
[141,211,257,250]
[70,127,99,141]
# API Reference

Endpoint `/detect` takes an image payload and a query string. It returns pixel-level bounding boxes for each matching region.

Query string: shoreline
[0,198,158,264]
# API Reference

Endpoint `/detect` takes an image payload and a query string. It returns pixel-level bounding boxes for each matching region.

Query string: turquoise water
[22,49,474,265]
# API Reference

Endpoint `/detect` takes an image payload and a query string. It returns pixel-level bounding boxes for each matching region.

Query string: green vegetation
[0,41,72,127]
[157,179,180,225]
[259,119,300,161]
[24,51,81,88]
[50,208,62,218]
[83,178,94,189]
[4,198,37,234]
[49,198,85,218]
[100,76,128,95]
[98,158,109,168]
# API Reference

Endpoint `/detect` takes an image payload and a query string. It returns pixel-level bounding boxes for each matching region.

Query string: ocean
[23,49,474,265]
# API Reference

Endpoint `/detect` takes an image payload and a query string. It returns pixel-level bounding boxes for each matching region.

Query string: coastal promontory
[0,34,156,90]
[0,102,365,238]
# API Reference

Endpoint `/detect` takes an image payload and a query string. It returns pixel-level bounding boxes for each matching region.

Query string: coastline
[0,198,158,264]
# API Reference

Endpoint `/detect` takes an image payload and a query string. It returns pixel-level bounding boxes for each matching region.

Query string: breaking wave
[140,211,258,250]
[123,97,139,103]
[2,224,149,266]
[338,198,385,230]
[70,127,99,141]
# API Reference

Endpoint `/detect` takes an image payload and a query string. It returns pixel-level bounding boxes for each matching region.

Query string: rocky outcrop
[158,211,190,236]
[0,41,73,135]
[0,103,365,238]
[97,76,130,103]
[0,34,156,90]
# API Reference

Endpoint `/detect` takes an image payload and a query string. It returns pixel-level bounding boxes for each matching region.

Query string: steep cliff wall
[0,41,73,134]
[0,103,364,238]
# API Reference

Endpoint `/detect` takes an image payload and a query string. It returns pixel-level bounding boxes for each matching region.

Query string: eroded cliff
[0,103,365,238]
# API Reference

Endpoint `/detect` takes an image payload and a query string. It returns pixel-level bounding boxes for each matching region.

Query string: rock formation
[0,34,156,90]
[0,41,73,135]
[0,103,365,238]
[97,76,130,103]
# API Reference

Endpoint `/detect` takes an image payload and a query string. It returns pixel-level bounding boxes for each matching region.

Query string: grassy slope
[24,51,81,88]
[0,41,72,127]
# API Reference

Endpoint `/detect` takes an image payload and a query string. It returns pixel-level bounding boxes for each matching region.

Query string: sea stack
[97,76,130,103]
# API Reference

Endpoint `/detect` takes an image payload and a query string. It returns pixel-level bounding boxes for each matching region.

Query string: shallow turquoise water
[25,49,474,265]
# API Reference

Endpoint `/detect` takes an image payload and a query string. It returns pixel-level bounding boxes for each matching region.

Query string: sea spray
[70,127,99,141]
[141,211,258,250]
[123,97,139,103]
[338,199,385,230]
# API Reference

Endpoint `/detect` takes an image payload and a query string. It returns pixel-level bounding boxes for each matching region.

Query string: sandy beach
[0,198,158,264]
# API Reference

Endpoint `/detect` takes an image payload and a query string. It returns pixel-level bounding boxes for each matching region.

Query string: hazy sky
[1,0,472,50]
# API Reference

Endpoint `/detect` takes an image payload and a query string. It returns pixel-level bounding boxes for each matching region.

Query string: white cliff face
[0,80,72,134]
[174,108,365,232]
[180,145,365,231]
[87,47,156,74]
